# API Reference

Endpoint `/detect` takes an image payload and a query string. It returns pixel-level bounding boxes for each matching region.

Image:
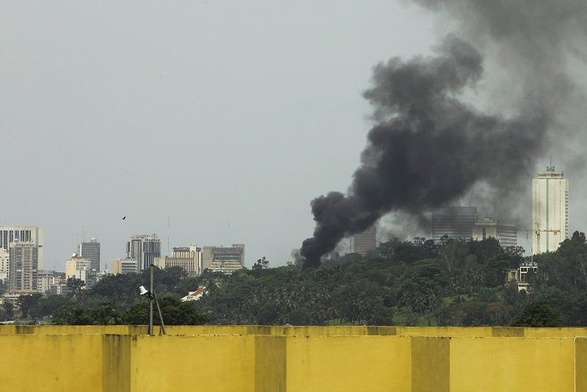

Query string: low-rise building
[111,258,139,275]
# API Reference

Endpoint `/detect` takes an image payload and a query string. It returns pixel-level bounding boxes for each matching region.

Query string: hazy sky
[2,1,584,270]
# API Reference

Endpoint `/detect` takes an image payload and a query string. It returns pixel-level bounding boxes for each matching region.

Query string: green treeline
[3,231,587,326]
[201,231,587,327]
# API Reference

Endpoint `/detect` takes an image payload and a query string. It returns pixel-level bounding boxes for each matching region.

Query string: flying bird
[122,216,126,220]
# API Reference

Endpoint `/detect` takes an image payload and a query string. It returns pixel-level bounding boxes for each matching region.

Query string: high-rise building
[127,234,161,271]
[202,244,245,274]
[0,248,9,282]
[351,226,377,255]
[532,166,569,254]
[0,226,44,270]
[154,245,202,276]
[9,242,38,293]
[78,238,101,271]
[431,207,477,243]
[472,218,518,248]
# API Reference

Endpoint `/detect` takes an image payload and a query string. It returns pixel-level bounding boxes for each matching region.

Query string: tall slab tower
[532,166,569,254]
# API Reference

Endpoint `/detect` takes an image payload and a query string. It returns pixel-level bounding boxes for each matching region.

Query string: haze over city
[2,1,586,271]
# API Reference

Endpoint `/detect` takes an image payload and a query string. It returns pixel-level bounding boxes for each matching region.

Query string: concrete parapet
[0,334,104,391]
[285,335,411,391]
[450,337,576,391]
[1,326,587,391]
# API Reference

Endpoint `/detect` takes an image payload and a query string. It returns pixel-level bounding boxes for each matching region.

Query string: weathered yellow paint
[524,327,587,338]
[397,326,493,337]
[285,335,412,392]
[411,337,450,392]
[0,324,146,335]
[450,337,575,392]
[103,334,132,392]
[1,326,586,391]
[129,334,256,392]
[0,334,104,392]
[577,337,587,392]
[255,334,287,392]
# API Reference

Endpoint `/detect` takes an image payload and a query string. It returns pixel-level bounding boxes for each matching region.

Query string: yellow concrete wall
[411,337,450,392]
[103,335,132,392]
[285,335,412,392]
[0,334,104,392]
[1,326,587,391]
[577,337,587,392]
[128,334,256,392]
[397,326,493,337]
[524,327,587,338]
[255,335,286,392]
[450,337,575,392]
[0,324,146,335]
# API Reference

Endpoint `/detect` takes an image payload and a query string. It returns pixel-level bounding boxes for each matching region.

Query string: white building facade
[532,167,569,254]
[0,226,44,269]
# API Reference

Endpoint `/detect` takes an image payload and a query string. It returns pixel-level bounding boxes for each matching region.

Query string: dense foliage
[197,232,587,326]
[4,231,587,326]
[0,266,206,325]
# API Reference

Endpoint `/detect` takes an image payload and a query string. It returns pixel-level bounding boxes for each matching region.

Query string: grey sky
[1,1,438,270]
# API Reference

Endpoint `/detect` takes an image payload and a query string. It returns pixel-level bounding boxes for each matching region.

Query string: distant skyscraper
[532,166,569,254]
[0,248,9,282]
[0,226,44,270]
[352,226,377,255]
[9,242,38,293]
[78,238,101,271]
[431,207,477,243]
[127,234,161,271]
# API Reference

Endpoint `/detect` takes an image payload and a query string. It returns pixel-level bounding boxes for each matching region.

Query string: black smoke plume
[300,37,545,268]
[299,1,586,269]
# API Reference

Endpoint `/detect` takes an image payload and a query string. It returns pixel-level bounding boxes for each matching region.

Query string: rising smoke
[299,1,587,268]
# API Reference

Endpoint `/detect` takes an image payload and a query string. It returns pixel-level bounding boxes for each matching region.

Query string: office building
[351,226,377,255]
[78,238,101,271]
[472,218,518,248]
[154,245,202,276]
[127,234,161,271]
[112,258,139,275]
[8,242,38,293]
[202,244,245,274]
[532,166,569,254]
[0,226,44,270]
[431,207,477,243]
[37,270,56,294]
[65,254,91,279]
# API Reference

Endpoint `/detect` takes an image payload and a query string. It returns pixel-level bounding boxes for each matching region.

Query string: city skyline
[2,2,586,270]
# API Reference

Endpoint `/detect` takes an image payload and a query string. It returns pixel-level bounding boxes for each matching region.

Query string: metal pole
[154,296,166,335]
[149,264,154,336]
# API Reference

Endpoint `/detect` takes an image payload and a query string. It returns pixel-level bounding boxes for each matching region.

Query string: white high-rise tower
[532,166,569,254]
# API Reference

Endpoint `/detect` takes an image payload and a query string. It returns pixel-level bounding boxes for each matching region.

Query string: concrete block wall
[0,326,586,391]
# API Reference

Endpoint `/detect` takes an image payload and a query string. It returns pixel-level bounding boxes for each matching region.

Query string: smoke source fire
[299,0,587,269]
